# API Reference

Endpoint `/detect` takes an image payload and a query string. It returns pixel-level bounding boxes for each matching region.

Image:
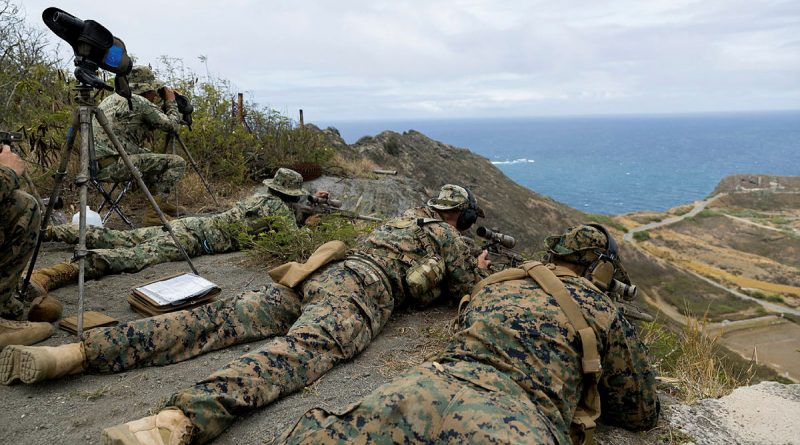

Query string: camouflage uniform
[0,166,41,320]
[46,192,295,278]
[93,66,185,196]
[278,234,659,444]
[152,206,482,443]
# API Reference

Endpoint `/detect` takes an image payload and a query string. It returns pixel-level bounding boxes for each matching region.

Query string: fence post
[299,109,304,128]
[237,93,244,124]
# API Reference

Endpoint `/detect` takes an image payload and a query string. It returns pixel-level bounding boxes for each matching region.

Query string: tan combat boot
[102,408,194,445]
[154,196,185,217]
[27,295,64,323]
[0,342,86,385]
[28,262,79,297]
[0,319,54,348]
[142,206,171,227]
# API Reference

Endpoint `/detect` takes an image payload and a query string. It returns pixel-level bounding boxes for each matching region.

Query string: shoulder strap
[470,260,601,445]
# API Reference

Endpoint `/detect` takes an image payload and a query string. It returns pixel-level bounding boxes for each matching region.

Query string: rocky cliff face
[322,127,585,252]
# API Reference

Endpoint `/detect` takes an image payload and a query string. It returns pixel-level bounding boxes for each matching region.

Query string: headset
[584,223,620,290]
[456,188,479,231]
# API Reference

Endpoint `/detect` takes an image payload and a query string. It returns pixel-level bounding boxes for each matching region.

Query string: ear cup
[588,261,615,290]
[456,188,479,231]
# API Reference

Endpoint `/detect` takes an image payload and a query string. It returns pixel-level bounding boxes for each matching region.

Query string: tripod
[21,84,199,338]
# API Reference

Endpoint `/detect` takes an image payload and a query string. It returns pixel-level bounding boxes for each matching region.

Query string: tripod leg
[93,108,199,275]
[170,137,179,217]
[20,110,80,299]
[175,133,220,207]
[73,108,95,338]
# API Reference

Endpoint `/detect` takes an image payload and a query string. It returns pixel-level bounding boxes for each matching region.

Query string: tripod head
[42,8,133,98]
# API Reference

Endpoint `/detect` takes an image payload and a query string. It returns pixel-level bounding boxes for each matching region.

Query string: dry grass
[379,310,456,377]
[641,314,755,404]
[328,153,380,179]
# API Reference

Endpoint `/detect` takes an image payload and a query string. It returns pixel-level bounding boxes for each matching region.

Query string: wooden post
[299,109,304,128]
[237,93,244,124]
[231,96,236,119]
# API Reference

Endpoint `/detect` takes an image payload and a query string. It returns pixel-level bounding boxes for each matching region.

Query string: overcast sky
[21,0,800,121]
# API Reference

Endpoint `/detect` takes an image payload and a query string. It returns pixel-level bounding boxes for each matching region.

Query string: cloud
[20,0,800,120]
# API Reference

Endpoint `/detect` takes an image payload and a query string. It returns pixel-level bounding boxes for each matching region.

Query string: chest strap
[467,260,602,445]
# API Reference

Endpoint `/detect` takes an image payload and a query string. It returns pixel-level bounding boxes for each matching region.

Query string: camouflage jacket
[0,165,19,203]
[175,192,296,252]
[438,273,659,443]
[361,207,482,308]
[93,93,181,159]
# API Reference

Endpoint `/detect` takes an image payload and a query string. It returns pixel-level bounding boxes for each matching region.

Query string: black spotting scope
[42,7,132,95]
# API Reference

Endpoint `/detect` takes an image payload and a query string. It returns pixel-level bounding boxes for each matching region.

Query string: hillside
[2,125,797,444]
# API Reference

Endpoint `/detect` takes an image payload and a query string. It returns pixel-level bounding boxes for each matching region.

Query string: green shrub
[633,230,651,241]
[234,214,376,266]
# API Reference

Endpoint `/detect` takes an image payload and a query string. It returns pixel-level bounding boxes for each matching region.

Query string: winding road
[622,192,800,316]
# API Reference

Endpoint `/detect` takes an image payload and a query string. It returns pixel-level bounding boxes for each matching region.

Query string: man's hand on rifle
[0,145,26,176]
[313,190,330,199]
[477,249,490,269]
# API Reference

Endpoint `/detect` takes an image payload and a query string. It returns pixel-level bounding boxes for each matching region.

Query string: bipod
[164,132,220,207]
[21,84,199,338]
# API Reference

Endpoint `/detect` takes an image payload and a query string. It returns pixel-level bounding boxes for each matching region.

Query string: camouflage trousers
[0,189,41,319]
[278,361,560,445]
[167,260,394,444]
[47,219,234,278]
[82,284,302,373]
[96,153,186,196]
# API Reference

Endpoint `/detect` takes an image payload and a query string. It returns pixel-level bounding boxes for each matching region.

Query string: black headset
[456,188,479,231]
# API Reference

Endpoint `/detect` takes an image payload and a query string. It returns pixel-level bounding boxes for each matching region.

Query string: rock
[669,382,800,444]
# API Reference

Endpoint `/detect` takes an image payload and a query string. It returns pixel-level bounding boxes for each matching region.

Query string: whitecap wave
[491,158,535,165]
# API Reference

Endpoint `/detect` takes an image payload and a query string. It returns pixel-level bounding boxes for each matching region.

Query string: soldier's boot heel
[102,408,194,445]
[0,342,85,384]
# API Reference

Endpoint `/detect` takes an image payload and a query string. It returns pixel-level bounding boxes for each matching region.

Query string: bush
[234,214,377,266]
[585,213,628,233]
[633,230,651,241]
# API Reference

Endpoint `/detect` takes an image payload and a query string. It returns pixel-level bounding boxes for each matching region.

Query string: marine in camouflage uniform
[73,184,485,444]
[93,65,185,196]
[0,165,41,320]
[29,168,306,290]
[276,225,660,445]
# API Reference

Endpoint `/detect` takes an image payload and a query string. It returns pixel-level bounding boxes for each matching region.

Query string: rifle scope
[609,279,637,300]
[307,195,342,208]
[476,226,516,249]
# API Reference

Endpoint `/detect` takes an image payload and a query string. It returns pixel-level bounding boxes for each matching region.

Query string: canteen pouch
[404,254,445,305]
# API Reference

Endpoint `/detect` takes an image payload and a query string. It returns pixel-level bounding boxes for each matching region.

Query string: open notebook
[128,273,220,316]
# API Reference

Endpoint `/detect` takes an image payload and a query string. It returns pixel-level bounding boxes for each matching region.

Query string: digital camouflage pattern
[83,284,302,373]
[93,92,184,195]
[278,271,659,444]
[0,166,41,320]
[46,192,295,278]
[159,206,482,443]
[263,168,308,197]
[545,225,609,264]
[127,66,164,95]
[426,184,470,210]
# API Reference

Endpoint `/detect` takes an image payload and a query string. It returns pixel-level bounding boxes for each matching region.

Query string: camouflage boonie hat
[128,66,164,95]
[262,168,308,197]
[545,225,608,264]
[427,184,470,210]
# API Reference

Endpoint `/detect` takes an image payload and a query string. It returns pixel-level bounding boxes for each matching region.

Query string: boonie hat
[128,66,164,95]
[262,168,308,197]
[427,184,470,210]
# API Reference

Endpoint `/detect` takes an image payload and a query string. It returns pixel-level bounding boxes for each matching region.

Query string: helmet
[545,224,615,265]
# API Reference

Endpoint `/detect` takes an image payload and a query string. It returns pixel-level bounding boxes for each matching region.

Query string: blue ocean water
[317,111,800,215]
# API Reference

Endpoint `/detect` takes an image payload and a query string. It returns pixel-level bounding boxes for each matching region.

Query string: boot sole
[0,347,48,384]
[0,347,21,385]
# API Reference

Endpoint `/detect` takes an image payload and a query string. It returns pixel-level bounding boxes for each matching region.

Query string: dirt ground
[0,241,458,444]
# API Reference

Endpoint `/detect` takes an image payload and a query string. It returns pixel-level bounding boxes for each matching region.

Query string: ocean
[317,111,800,215]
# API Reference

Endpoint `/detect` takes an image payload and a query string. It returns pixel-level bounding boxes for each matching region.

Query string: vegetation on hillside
[0,1,333,191]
